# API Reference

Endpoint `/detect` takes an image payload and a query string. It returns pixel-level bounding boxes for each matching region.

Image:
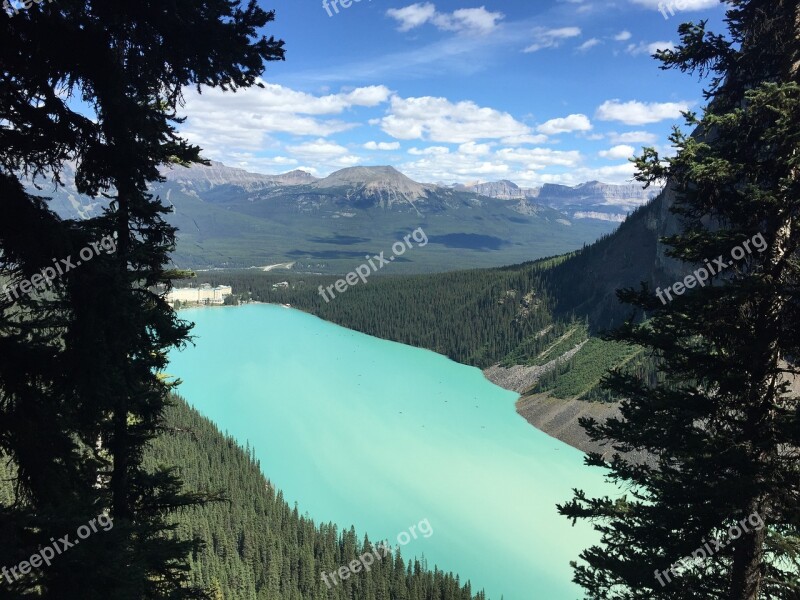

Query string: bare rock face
[483,341,587,394]
[270,170,319,186]
[515,394,624,461]
[483,346,651,462]
[456,180,527,200]
[456,178,662,222]
[312,166,437,208]
[161,161,317,192]
[653,181,686,279]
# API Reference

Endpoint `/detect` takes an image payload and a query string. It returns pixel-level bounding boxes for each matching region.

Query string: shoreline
[483,361,622,458]
[173,299,273,311]
[176,301,615,456]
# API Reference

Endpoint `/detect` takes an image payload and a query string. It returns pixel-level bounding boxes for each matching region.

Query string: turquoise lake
[168,304,611,599]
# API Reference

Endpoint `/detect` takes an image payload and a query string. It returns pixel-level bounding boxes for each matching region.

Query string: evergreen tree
[0,11,109,595]
[1,1,284,597]
[559,1,800,598]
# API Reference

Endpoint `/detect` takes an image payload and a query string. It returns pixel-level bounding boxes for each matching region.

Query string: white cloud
[610,130,659,144]
[214,153,301,175]
[264,156,299,165]
[387,3,504,35]
[599,144,636,160]
[530,162,637,186]
[496,147,582,169]
[334,156,361,167]
[180,82,392,150]
[524,27,581,52]
[208,82,390,115]
[614,30,632,41]
[364,141,401,150]
[537,113,592,135]
[400,155,639,187]
[287,139,349,157]
[397,141,585,186]
[401,155,511,183]
[394,141,643,187]
[177,77,661,188]
[401,142,515,182]
[626,40,676,56]
[596,99,691,125]
[433,7,506,34]
[458,141,493,155]
[500,133,549,145]
[386,3,437,31]
[286,139,361,168]
[380,95,533,144]
[577,38,601,51]
[342,86,394,106]
[408,146,450,155]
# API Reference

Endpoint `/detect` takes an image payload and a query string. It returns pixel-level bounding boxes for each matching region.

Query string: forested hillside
[0,397,483,600]
[540,189,679,331]
[191,264,561,369]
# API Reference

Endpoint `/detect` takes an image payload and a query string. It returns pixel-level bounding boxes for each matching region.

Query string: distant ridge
[455,178,661,223]
[34,160,655,271]
[38,160,658,228]
[157,162,658,219]
[455,179,526,200]
[312,165,436,204]
[162,161,317,191]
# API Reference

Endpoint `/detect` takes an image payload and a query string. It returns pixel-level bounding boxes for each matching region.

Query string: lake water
[168,304,610,599]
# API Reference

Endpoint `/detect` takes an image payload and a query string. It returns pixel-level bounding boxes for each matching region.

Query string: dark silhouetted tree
[560,1,800,599]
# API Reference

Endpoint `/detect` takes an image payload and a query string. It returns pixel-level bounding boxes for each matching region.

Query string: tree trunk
[728,499,766,600]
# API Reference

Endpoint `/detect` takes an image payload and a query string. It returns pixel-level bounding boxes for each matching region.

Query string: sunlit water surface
[168,304,611,599]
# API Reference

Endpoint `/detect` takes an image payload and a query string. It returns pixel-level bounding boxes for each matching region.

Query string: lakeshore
[167,304,615,599]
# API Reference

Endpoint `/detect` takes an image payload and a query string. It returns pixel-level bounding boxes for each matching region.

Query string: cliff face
[653,181,685,279]
[457,180,526,199]
[456,179,662,223]
[537,186,682,331]
[534,181,662,222]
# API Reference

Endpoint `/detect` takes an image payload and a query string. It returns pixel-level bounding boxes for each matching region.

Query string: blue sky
[179,0,726,186]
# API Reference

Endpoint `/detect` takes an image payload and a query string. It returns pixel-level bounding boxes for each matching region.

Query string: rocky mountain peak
[313,166,435,203]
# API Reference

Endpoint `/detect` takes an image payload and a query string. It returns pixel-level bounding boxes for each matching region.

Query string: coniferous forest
[188,266,557,368]
[0,397,483,600]
[151,398,485,600]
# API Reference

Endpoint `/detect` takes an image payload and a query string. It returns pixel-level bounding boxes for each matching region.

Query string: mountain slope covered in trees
[0,397,484,600]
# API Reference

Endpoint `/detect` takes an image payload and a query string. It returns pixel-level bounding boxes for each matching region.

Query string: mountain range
[452,179,660,222]
[36,162,660,273]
